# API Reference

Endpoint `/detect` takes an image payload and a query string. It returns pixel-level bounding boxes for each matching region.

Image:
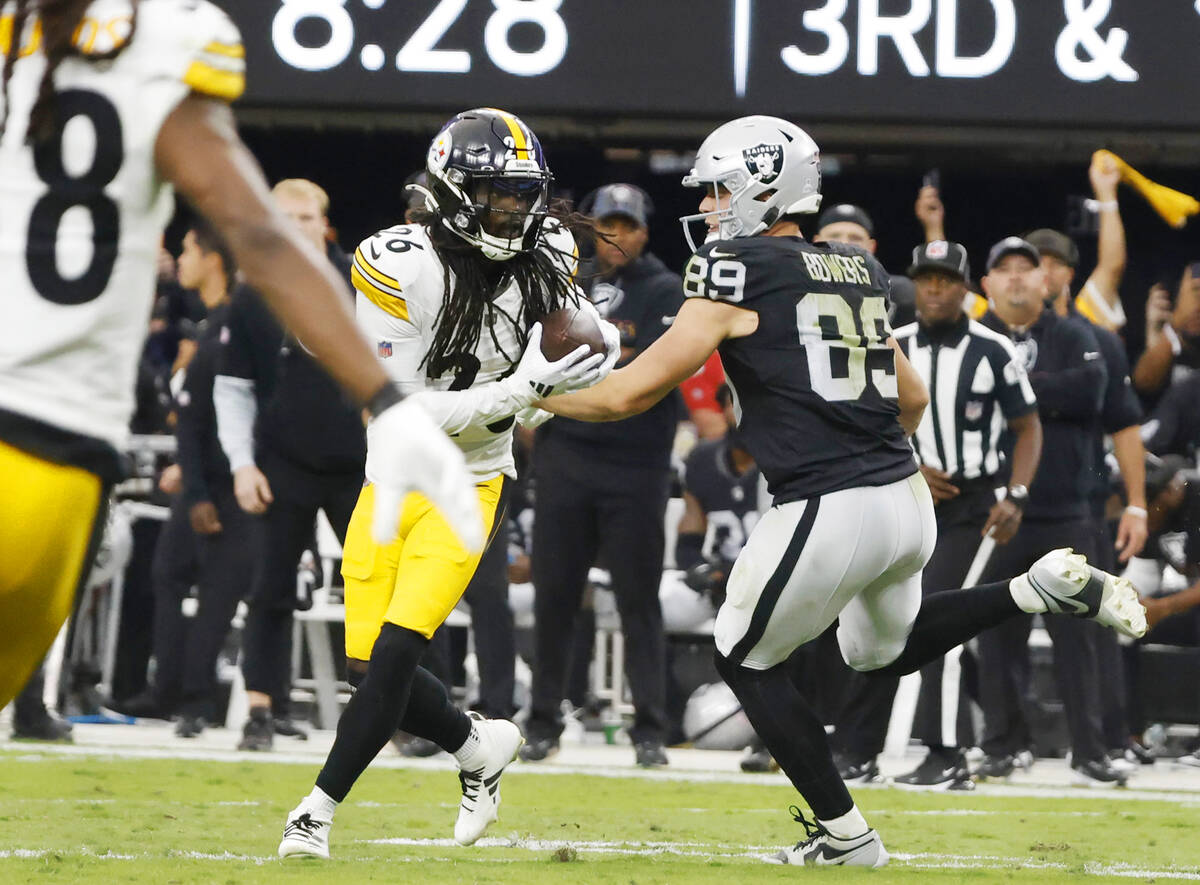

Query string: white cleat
[454,714,524,846]
[1014,548,1147,639]
[772,807,889,868]
[278,804,332,859]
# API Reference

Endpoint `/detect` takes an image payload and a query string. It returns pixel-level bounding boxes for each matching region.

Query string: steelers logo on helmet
[422,107,553,261]
[429,131,452,172]
[742,143,784,185]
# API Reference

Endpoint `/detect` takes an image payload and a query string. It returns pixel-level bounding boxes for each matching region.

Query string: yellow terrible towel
[1096,149,1199,229]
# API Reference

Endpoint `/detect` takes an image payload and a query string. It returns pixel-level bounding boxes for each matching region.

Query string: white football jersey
[353,220,577,481]
[0,0,244,452]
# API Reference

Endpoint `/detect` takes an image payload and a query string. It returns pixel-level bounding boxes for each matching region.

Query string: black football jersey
[683,439,760,562]
[683,236,916,503]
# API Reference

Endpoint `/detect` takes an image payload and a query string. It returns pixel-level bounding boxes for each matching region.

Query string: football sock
[715,652,853,821]
[452,723,485,770]
[315,623,427,802]
[302,785,338,820]
[398,665,473,755]
[869,581,1018,677]
[819,805,870,840]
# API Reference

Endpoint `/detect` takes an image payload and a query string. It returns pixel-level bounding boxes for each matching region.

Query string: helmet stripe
[497,112,530,157]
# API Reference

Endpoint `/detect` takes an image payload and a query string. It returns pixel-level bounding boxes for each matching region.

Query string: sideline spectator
[974,237,1122,786]
[114,220,255,732]
[1033,217,1147,767]
[1134,266,1200,400]
[522,184,682,767]
[815,203,916,327]
[835,241,1041,789]
[215,179,366,750]
[1122,456,1200,767]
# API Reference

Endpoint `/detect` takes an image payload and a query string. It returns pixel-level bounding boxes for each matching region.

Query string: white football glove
[515,405,555,428]
[598,317,622,376]
[504,322,605,400]
[366,397,484,551]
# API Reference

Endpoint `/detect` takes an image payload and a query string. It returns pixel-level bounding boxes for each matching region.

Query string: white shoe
[772,807,889,868]
[454,714,524,846]
[1014,548,1147,639]
[278,803,332,859]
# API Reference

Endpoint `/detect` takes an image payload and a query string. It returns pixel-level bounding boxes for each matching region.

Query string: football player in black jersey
[544,115,1148,868]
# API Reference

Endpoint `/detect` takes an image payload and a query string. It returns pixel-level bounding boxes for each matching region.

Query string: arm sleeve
[1027,323,1107,421]
[990,338,1038,420]
[213,375,258,471]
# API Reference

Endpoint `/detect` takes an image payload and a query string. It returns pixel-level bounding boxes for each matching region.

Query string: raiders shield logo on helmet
[742,143,784,184]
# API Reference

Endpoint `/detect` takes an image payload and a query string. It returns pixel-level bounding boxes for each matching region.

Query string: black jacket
[218,246,366,474]
[538,251,685,470]
[982,308,1107,521]
[177,302,232,507]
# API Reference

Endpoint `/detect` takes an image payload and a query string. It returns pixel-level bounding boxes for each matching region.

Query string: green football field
[2,750,1199,883]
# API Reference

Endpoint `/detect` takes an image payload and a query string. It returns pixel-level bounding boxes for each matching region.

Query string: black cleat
[1071,756,1127,788]
[740,745,779,773]
[12,711,73,742]
[894,749,974,791]
[518,737,559,762]
[238,707,274,751]
[634,742,669,768]
[834,753,880,784]
[273,718,308,740]
[174,715,205,738]
[975,754,1016,781]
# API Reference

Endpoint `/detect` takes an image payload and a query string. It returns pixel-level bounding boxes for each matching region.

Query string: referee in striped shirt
[833,241,1042,788]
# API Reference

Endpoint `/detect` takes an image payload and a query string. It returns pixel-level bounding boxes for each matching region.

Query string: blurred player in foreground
[0,0,480,711]
[543,114,1147,867]
[277,108,619,860]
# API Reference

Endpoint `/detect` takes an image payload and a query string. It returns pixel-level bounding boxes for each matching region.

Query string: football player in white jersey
[0,0,481,711]
[278,108,620,860]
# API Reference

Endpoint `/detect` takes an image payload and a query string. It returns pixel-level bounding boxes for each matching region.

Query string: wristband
[1124,505,1148,519]
[365,382,405,418]
[1084,199,1119,213]
[1163,323,1183,357]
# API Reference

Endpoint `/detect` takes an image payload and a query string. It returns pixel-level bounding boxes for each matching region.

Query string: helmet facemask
[678,115,824,253]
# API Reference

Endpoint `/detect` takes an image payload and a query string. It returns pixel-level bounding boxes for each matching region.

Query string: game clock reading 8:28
[271,0,567,76]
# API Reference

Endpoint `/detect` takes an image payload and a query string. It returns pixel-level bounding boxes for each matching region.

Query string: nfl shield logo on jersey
[742,143,784,184]
[377,340,393,358]
[965,400,983,422]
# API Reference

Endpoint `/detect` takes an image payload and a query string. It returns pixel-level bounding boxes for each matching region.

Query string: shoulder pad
[352,225,438,324]
[136,0,245,102]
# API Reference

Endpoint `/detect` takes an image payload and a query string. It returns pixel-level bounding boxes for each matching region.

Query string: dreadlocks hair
[0,0,140,144]
[411,200,599,381]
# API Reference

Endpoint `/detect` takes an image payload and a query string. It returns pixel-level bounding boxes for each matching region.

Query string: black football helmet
[416,108,552,261]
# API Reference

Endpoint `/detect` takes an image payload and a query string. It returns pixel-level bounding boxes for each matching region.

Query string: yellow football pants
[340,475,506,661]
[0,440,105,709]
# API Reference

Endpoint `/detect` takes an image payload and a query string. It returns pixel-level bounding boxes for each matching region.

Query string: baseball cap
[583,184,652,226]
[1024,228,1080,267]
[985,236,1040,272]
[907,240,970,282]
[816,204,874,237]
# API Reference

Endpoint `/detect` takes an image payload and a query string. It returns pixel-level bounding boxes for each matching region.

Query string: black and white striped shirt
[894,315,1037,483]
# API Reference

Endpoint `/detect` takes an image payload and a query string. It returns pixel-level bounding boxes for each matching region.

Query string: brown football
[538,305,607,361]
